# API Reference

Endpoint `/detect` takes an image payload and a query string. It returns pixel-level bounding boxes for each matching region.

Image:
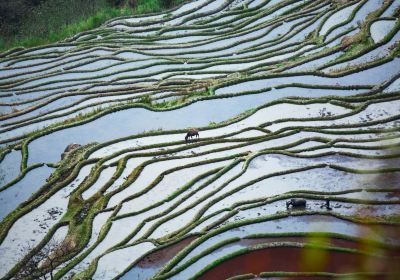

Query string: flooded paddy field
[0,0,399,279]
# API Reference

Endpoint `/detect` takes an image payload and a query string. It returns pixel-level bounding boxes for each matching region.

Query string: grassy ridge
[0,0,181,53]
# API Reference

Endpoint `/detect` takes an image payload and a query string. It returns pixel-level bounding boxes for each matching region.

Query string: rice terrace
[0,0,400,279]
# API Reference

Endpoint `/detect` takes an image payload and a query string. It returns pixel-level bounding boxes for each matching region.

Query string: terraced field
[1,0,400,279]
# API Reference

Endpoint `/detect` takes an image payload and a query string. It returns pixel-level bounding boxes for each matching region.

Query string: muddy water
[197,245,397,279]
[120,236,197,280]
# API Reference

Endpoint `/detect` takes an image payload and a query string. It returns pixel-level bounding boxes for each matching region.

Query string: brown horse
[185,128,199,143]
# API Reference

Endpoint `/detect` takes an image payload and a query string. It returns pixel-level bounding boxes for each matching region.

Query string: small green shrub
[139,94,153,105]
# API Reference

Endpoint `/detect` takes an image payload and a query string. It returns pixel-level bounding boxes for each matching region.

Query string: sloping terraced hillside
[0,0,400,279]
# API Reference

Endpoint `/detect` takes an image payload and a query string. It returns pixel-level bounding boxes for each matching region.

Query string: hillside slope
[0,0,400,279]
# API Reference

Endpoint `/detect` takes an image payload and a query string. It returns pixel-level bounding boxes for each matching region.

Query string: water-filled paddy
[27,91,307,164]
[1,0,399,279]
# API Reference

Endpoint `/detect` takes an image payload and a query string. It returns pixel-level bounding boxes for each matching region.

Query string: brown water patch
[137,236,197,268]
[240,237,361,250]
[259,276,384,280]
[198,246,399,280]
[241,237,400,257]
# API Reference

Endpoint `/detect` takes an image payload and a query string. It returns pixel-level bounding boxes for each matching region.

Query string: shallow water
[178,214,397,269]
[0,150,22,187]
[1,0,399,278]
[370,19,396,43]
[381,0,400,17]
[0,165,53,220]
[319,3,359,36]
[27,92,293,164]
[82,166,117,200]
[324,30,400,73]
[217,57,399,95]
[93,242,156,279]
[325,0,386,42]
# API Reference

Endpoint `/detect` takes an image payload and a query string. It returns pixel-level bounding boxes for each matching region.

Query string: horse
[286,198,306,209]
[185,128,199,143]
